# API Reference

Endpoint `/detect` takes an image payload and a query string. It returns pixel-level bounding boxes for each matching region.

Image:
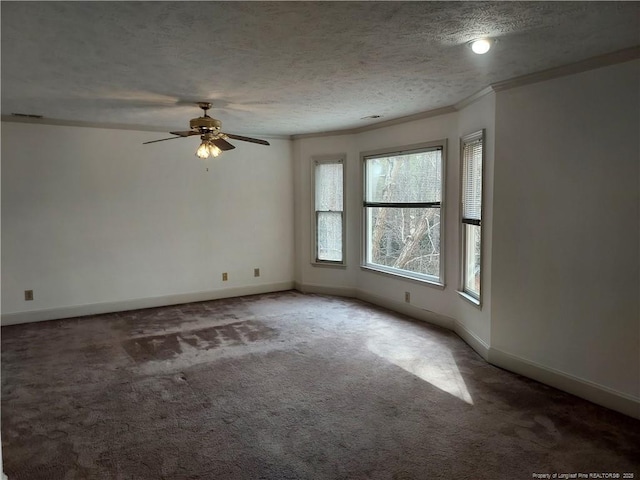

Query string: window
[460,130,484,302]
[363,142,445,284]
[313,155,345,264]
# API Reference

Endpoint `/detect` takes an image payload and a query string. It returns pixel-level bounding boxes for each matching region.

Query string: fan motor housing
[190,116,221,131]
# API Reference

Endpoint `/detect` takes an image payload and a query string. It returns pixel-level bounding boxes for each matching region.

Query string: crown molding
[291,105,457,140]
[490,45,639,92]
[290,126,358,140]
[353,106,457,135]
[453,86,496,111]
[0,115,172,133]
[293,46,639,140]
[0,115,290,140]
[4,47,637,141]
[0,115,291,140]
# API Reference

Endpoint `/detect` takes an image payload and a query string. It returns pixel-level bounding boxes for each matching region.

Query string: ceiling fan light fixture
[208,143,222,158]
[470,38,492,54]
[196,141,212,159]
[195,139,224,159]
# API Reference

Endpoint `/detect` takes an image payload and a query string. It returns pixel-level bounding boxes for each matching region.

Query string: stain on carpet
[123,320,277,362]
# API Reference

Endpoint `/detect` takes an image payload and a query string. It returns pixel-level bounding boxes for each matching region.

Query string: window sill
[458,290,482,308]
[360,264,445,289]
[311,262,347,269]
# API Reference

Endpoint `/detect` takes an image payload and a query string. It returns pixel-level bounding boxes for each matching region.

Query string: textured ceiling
[2,1,639,136]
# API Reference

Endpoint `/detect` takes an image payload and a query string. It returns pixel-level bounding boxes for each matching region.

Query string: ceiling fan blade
[212,138,236,151]
[142,136,186,145]
[223,133,270,146]
[169,130,199,137]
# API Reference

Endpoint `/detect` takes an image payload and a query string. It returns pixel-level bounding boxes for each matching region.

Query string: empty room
[1,2,639,479]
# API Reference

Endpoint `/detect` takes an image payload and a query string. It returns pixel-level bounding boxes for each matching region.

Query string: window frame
[360,140,447,286]
[459,130,485,306]
[312,154,346,267]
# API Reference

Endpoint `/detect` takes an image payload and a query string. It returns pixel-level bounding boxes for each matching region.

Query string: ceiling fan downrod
[190,104,221,132]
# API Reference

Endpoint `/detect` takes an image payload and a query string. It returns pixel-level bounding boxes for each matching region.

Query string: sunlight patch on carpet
[367,334,473,405]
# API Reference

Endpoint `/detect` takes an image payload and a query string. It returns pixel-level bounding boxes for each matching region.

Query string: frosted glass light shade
[208,144,222,158]
[196,142,210,159]
[195,141,223,159]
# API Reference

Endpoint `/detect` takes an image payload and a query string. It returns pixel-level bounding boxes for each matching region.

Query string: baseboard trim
[6,283,637,419]
[488,347,640,420]
[294,282,357,298]
[453,320,490,361]
[1,282,295,326]
[354,289,454,330]
[297,282,486,359]
[295,282,456,333]
[299,284,638,419]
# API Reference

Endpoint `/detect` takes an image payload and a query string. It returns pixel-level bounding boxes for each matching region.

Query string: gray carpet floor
[1,291,639,479]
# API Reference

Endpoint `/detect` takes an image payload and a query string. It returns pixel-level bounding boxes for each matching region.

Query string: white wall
[1,122,295,321]
[491,60,640,401]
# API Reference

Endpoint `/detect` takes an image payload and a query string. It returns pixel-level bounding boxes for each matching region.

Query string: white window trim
[458,129,485,307]
[311,154,346,267]
[360,139,447,287]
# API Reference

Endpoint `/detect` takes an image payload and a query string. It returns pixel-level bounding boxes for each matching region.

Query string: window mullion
[462,218,481,226]
[363,202,441,208]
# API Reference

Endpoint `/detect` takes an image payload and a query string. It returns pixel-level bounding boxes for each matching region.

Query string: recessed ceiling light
[470,38,491,55]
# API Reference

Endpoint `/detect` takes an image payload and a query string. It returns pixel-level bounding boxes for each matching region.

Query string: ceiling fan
[143,102,270,159]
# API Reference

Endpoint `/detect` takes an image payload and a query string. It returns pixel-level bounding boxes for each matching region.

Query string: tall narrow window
[460,130,484,302]
[363,142,445,284]
[313,156,345,264]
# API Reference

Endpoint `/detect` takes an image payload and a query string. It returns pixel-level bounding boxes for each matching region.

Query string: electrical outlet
[254,268,260,277]
[222,272,228,281]
[404,291,410,303]
[25,290,34,301]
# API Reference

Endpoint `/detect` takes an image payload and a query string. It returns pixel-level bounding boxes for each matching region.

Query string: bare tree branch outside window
[364,147,443,281]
